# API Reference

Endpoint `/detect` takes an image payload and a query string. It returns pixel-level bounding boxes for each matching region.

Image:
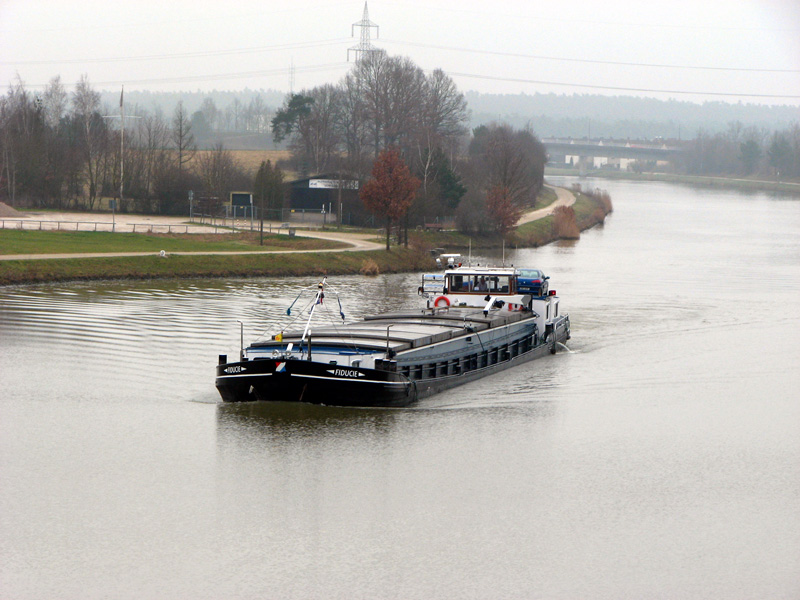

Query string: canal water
[1,178,798,599]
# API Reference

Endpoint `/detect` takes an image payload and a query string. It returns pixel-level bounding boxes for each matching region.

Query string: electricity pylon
[348,2,379,62]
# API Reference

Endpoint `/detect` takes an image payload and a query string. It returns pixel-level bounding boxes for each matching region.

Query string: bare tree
[335,71,370,178]
[381,55,426,152]
[227,97,243,132]
[245,94,271,133]
[72,74,107,209]
[196,142,240,213]
[0,78,28,205]
[253,159,285,241]
[138,111,169,211]
[355,49,391,158]
[200,98,219,132]
[272,86,340,174]
[42,76,68,129]
[469,123,545,208]
[415,68,468,198]
[297,84,340,173]
[172,100,196,184]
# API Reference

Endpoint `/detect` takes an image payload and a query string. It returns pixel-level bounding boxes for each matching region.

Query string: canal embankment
[545,167,800,194]
[0,185,612,286]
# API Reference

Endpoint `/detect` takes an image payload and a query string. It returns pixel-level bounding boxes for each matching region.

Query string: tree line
[0,75,253,215]
[467,92,799,139]
[675,122,800,179]
[270,49,547,234]
[1,53,550,237]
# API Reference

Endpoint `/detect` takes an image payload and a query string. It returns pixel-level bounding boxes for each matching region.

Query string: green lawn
[0,230,348,255]
[0,247,433,286]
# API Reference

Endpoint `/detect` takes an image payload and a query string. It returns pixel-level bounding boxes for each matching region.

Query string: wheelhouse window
[447,274,512,294]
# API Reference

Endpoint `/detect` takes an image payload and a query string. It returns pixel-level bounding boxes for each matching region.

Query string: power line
[15,61,798,100]
[445,71,800,100]
[380,39,800,74]
[17,63,351,90]
[1,39,352,66]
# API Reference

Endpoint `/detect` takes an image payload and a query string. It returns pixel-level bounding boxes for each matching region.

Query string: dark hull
[215,319,570,408]
[216,358,415,407]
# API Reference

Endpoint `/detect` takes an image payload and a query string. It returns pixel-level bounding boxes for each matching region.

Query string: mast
[301,278,326,346]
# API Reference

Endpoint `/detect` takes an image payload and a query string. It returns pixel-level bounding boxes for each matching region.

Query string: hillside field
[192,149,293,177]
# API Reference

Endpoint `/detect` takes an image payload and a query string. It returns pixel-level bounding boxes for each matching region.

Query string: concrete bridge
[544,138,681,169]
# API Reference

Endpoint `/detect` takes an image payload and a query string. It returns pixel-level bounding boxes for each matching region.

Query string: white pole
[302,278,326,344]
[103,85,138,233]
[120,84,124,208]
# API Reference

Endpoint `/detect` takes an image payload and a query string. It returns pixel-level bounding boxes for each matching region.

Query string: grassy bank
[418,188,612,250]
[0,230,347,255]
[411,185,565,250]
[0,185,612,286]
[513,190,611,246]
[0,248,432,286]
[545,167,800,194]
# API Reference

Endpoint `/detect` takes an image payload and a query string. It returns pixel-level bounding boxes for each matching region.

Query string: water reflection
[216,400,400,443]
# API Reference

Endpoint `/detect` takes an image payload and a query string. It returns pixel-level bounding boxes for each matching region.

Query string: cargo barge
[215,262,570,407]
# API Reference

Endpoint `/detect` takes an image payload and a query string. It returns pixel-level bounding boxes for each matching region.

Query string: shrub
[553,206,580,239]
[360,258,380,276]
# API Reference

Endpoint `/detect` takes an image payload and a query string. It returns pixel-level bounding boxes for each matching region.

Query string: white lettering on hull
[327,369,366,378]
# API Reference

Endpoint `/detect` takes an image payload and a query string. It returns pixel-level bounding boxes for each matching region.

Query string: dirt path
[516,186,576,225]
[0,213,383,260]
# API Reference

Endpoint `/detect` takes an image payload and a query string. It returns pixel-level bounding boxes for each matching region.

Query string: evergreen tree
[253,160,285,244]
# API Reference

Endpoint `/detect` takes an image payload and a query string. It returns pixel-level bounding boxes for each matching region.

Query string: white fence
[0,219,195,234]
[1,217,304,235]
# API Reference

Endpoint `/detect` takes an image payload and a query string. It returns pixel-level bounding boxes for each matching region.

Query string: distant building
[287,174,370,226]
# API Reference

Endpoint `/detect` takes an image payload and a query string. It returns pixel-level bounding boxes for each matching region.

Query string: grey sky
[2,0,799,106]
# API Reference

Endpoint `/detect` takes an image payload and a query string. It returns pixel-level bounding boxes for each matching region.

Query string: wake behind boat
[215,259,570,407]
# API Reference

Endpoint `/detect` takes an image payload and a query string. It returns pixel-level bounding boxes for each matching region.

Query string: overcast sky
[2,0,799,106]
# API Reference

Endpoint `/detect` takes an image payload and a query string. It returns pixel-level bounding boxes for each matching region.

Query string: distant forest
[465,92,799,140]
[102,88,799,145]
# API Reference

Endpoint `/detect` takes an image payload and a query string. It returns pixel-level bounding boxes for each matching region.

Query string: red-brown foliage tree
[486,185,523,236]
[360,148,420,251]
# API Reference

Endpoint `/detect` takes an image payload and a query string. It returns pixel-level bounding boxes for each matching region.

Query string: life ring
[434,295,450,308]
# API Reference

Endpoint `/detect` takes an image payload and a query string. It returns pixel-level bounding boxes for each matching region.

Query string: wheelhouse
[445,268,516,295]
